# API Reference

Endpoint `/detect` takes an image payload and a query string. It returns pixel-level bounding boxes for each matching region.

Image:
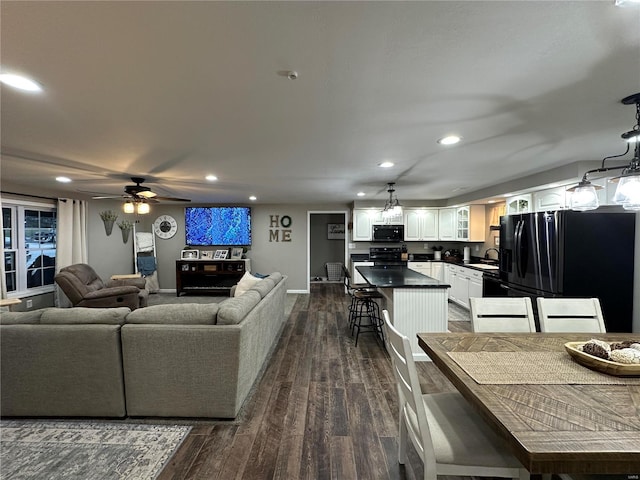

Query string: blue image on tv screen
[185,207,252,246]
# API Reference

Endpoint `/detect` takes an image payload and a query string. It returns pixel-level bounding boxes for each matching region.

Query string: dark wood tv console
[175,259,250,296]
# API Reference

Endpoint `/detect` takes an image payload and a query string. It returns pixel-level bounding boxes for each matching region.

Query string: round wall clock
[153,215,178,239]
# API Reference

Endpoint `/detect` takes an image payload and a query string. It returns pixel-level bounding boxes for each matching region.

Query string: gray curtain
[56,198,88,306]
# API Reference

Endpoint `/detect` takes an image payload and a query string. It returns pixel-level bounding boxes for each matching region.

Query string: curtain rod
[1,190,59,201]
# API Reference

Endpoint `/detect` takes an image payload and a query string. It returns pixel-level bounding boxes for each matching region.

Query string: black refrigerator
[499,210,635,332]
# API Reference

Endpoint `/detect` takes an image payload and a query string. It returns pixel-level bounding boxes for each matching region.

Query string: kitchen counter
[357,265,449,361]
[356,265,450,289]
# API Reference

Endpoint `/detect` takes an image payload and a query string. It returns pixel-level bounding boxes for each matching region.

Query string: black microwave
[372,224,404,242]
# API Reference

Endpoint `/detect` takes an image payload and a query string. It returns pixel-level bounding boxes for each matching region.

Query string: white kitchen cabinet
[468,269,483,302]
[533,187,567,212]
[404,208,439,241]
[352,209,379,241]
[438,208,456,241]
[443,263,452,300]
[408,262,432,278]
[505,194,532,215]
[352,261,374,284]
[448,264,483,310]
[430,262,444,282]
[455,205,485,242]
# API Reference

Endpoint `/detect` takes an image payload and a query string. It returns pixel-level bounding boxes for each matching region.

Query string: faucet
[484,248,500,261]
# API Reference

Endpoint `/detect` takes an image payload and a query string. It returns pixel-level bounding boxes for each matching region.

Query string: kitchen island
[356,265,450,361]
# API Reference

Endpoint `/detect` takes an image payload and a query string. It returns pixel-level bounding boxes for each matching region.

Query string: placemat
[446,351,640,385]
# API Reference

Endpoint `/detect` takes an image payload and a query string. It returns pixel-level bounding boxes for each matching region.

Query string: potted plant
[100,210,118,236]
[118,219,134,243]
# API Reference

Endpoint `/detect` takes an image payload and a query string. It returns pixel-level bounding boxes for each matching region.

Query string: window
[2,202,57,295]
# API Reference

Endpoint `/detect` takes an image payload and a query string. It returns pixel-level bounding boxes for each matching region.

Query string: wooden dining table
[417,332,640,475]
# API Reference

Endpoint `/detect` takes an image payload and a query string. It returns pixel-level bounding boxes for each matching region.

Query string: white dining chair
[536,297,606,333]
[382,310,529,480]
[469,297,536,333]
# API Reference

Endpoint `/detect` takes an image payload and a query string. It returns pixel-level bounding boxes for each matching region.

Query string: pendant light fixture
[381,182,403,219]
[569,92,640,211]
[610,93,640,210]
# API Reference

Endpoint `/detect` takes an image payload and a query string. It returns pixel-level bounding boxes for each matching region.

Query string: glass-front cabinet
[505,194,532,215]
[455,205,485,242]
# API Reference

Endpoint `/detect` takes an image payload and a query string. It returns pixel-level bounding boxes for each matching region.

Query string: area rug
[0,420,191,480]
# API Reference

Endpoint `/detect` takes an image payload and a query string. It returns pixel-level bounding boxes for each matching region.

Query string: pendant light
[381,182,402,218]
[569,92,640,211]
[381,182,403,219]
[610,93,640,210]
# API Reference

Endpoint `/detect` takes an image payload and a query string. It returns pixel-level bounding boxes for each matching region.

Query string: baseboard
[287,289,308,294]
[157,289,176,294]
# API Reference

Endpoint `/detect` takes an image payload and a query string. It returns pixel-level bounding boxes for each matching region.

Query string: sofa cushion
[250,277,276,298]
[126,303,219,325]
[0,308,53,325]
[41,307,130,325]
[217,290,261,325]
[267,272,283,284]
[234,271,262,297]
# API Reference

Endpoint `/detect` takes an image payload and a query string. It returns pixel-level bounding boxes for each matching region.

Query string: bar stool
[342,265,374,328]
[351,289,384,346]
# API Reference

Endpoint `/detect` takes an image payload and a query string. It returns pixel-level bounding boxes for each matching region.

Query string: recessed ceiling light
[379,161,394,168]
[356,192,366,197]
[249,195,257,201]
[437,135,461,145]
[487,200,496,204]
[0,73,43,92]
[615,0,640,6]
[55,176,72,183]
[205,175,218,181]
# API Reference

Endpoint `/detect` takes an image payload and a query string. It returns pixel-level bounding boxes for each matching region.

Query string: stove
[369,246,407,266]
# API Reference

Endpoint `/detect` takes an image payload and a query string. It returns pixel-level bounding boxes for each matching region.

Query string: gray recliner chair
[55,263,148,310]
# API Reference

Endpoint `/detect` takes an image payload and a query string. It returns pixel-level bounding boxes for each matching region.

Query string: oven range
[369,246,407,267]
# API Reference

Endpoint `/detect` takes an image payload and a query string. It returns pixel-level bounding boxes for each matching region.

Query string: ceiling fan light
[136,202,150,215]
[123,201,135,214]
[137,190,157,198]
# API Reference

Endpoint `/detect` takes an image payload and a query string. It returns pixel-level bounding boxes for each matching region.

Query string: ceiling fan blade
[154,195,191,202]
[92,195,124,200]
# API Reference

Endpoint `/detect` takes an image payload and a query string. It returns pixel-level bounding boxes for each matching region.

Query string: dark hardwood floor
[156,283,506,480]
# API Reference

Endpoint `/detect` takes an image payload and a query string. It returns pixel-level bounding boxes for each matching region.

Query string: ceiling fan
[92,177,191,203]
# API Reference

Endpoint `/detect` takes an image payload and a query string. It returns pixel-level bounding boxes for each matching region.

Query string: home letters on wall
[269,215,292,242]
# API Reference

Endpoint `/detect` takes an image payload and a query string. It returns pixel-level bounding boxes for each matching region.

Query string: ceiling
[1,1,639,206]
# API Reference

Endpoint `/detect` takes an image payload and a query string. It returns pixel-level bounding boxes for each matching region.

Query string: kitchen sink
[466,263,499,270]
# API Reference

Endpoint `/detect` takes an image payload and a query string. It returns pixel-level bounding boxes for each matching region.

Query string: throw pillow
[234,271,262,297]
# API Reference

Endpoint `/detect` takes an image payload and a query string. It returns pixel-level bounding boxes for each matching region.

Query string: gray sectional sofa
[0,272,287,419]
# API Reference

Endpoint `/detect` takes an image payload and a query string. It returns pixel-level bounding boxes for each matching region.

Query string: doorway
[307,210,349,293]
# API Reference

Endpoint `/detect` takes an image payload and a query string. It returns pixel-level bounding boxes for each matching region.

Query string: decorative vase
[121,228,131,244]
[103,219,115,236]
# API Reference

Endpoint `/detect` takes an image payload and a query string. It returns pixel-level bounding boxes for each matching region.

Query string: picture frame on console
[200,251,213,260]
[214,249,229,260]
[230,247,243,259]
[181,249,199,260]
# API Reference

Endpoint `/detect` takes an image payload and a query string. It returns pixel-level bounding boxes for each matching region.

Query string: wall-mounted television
[185,207,252,246]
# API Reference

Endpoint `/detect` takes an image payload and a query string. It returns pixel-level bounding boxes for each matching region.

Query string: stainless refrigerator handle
[514,220,523,278]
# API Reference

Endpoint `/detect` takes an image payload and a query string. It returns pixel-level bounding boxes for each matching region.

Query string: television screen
[185,207,252,246]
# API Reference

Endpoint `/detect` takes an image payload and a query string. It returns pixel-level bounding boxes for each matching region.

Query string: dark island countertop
[356,265,450,289]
